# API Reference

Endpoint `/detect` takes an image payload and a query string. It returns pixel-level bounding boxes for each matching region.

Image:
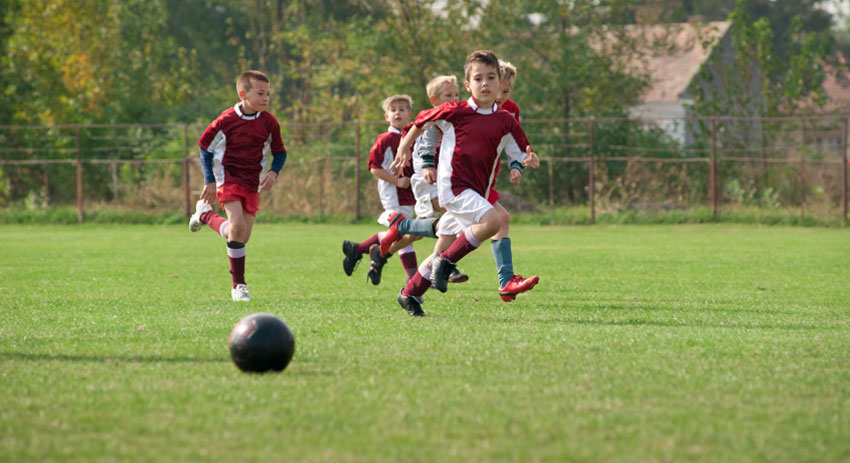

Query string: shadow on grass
[0,351,229,364]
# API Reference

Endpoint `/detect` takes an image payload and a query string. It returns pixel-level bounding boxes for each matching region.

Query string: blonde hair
[236,70,269,93]
[426,75,459,98]
[381,94,413,112]
[500,60,517,85]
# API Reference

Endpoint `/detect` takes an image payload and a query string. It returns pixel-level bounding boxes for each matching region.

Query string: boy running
[389,50,540,317]
[188,70,287,302]
[341,95,421,285]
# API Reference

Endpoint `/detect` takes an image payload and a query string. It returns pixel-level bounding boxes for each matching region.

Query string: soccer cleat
[231,283,251,302]
[498,274,540,302]
[342,240,362,276]
[448,268,469,284]
[367,246,389,285]
[397,290,426,317]
[380,211,405,256]
[189,200,212,232]
[430,256,457,293]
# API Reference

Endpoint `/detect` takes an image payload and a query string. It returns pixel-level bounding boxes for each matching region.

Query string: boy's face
[239,79,271,113]
[464,62,500,107]
[385,101,411,129]
[431,83,460,107]
[495,81,513,105]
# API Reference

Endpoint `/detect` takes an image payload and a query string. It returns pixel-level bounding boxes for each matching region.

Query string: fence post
[710,117,717,217]
[842,116,848,223]
[589,119,595,223]
[355,122,361,221]
[76,126,84,222]
[799,157,806,217]
[183,124,191,217]
[43,162,49,206]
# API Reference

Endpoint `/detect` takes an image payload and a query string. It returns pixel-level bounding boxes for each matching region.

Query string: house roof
[819,54,850,112]
[591,21,731,103]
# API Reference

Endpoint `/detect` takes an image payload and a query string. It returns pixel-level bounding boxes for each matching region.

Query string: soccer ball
[228,313,295,373]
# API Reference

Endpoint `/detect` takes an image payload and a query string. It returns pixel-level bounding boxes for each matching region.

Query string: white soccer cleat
[231,284,251,302]
[189,200,212,232]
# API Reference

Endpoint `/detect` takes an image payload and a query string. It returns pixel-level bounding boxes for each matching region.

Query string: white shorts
[411,173,439,219]
[378,205,414,226]
[436,189,493,236]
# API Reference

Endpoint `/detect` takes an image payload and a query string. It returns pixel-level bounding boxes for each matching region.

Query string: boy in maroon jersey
[188,70,288,302]
[389,50,540,316]
[341,95,421,286]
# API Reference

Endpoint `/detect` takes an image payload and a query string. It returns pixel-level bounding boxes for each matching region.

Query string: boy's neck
[239,102,258,116]
[471,96,497,110]
[390,123,405,131]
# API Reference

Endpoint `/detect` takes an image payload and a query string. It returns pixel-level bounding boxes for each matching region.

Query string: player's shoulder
[501,99,520,113]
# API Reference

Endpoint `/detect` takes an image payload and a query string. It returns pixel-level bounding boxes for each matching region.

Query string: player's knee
[499,208,511,224]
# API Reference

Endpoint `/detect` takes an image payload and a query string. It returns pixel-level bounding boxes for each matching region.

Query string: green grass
[1,223,849,462]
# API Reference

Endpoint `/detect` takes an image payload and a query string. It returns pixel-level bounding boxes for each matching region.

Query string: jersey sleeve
[503,117,530,170]
[413,101,456,129]
[268,116,286,154]
[198,117,222,150]
[414,125,441,168]
[367,134,387,170]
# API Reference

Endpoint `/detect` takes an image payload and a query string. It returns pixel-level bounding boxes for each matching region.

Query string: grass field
[1,223,849,462]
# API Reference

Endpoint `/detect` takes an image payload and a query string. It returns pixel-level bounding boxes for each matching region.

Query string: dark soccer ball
[228,313,295,373]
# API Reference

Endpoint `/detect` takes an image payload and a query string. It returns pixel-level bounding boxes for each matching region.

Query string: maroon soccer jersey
[489,98,522,203]
[367,127,415,207]
[414,97,530,201]
[198,103,285,192]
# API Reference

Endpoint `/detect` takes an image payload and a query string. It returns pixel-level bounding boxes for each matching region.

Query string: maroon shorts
[217,183,259,216]
[487,188,500,205]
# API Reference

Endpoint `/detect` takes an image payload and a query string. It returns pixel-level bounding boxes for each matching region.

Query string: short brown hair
[500,60,517,85]
[236,70,270,93]
[426,75,458,98]
[464,50,501,81]
[381,94,413,113]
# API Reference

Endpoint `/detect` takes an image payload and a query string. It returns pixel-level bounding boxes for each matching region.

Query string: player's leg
[397,234,455,317]
[489,201,538,301]
[342,231,384,276]
[380,213,437,255]
[431,202,502,293]
[389,234,422,281]
[222,200,252,301]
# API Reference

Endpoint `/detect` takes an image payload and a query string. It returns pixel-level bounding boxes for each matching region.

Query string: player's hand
[510,168,522,185]
[523,145,540,168]
[390,151,411,176]
[200,182,216,204]
[259,171,278,192]
[396,176,411,189]
[423,167,437,184]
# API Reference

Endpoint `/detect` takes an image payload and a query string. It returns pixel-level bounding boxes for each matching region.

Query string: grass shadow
[0,351,230,364]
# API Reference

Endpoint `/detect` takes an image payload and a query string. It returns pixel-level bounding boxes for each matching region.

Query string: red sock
[402,263,432,297]
[203,212,229,237]
[227,243,246,287]
[355,233,381,254]
[399,251,418,281]
[440,228,481,263]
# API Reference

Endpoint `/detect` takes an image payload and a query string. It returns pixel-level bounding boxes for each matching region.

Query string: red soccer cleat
[498,274,540,302]
[380,211,405,256]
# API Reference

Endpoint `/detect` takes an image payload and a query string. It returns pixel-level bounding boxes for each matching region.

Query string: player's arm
[260,150,287,192]
[199,148,216,203]
[370,167,409,189]
[415,126,440,184]
[391,126,424,176]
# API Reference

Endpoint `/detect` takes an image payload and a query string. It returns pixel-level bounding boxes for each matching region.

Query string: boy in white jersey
[389,50,540,316]
[383,75,469,285]
[341,95,421,286]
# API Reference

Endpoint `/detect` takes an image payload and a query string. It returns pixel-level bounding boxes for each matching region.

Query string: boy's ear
[238,89,246,100]
[384,112,390,122]
[429,95,437,106]
[464,80,471,92]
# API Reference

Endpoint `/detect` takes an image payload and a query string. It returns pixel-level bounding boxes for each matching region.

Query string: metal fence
[0,115,847,222]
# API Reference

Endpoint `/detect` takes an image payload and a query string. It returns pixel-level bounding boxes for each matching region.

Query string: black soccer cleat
[367,246,389,285]
[448,268,469,284]
[430,256,457,293]
[397,290,425,317]
[342,240,362,276]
